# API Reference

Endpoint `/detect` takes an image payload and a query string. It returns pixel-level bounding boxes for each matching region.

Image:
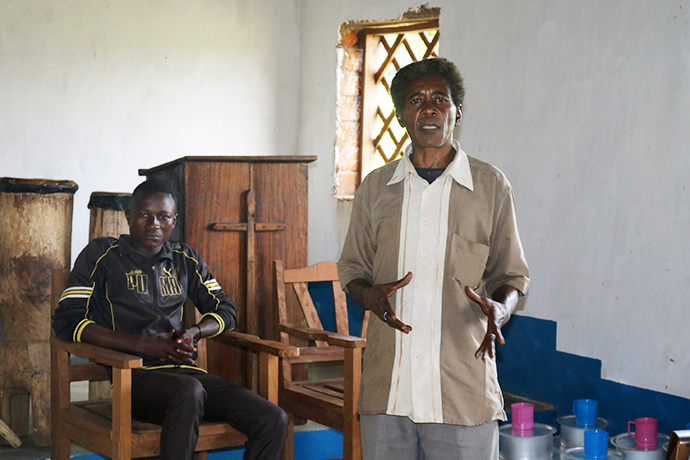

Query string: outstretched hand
[362,272,414,333]
[465,286,511,361]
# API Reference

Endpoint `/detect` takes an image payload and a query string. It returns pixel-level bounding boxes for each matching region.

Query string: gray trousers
[360,414,499,460]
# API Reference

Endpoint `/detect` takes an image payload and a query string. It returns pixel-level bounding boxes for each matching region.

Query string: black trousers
[130,367,288,460]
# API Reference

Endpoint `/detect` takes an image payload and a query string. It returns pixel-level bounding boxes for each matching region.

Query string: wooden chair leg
[51,434,71,460]
[112,368,132,460]
[343,348,362,460]
[51,339,71,460]
[281,413,295,460]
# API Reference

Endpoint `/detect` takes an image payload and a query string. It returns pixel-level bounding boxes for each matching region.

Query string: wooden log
[0,417,21,448]
[0,177,77,447]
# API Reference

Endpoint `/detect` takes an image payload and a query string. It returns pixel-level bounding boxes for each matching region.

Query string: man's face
[397,75,461,152]
[125,191,177,256]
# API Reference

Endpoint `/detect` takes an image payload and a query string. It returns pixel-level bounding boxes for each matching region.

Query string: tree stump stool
[86,192,131,400]
[0,178,78,447]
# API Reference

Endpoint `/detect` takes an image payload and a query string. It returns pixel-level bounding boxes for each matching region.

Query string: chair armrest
[278,324,366,348]
[214,331,300,358]
[50,335,143,369]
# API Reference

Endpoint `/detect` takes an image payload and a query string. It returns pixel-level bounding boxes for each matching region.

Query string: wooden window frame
[359,18,440,183]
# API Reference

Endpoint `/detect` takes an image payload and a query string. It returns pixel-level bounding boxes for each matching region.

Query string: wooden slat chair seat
[50,269,298,460]
[274,260,368,460]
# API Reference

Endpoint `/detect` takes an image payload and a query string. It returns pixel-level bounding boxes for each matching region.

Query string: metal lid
[500,423,557,438]
[558,415,611,430]
[610,432,669,451]
[562,446,625,460]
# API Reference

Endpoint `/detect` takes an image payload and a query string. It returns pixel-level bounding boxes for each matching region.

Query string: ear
[455,106,462,126]
[172,213,178,228]
[396,110,406,127]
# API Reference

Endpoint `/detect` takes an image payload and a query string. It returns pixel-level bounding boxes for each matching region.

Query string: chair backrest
[274,260,369,347]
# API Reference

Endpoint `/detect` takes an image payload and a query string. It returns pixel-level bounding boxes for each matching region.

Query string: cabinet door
[253,162,310,341]
[184,162,251,384]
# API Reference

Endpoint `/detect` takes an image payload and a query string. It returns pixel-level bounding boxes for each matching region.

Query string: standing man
[52,179,288,460]
[338,58,529,460]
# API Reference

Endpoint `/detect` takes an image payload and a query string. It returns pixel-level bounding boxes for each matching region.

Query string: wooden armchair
[274,260,368,460]
[50,269,299,460]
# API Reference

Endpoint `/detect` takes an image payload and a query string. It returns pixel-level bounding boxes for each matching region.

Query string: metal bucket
[499,423,557,460]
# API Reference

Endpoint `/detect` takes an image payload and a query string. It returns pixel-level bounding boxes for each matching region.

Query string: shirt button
[414,351,420,357]
[423,219,428,225]
[415,319,421,324]
[425,189,430,194]
[418,285,423,290]
[420,252,426,257]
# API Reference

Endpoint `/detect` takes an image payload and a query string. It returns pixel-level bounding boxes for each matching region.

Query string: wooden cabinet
[139,156,316,387]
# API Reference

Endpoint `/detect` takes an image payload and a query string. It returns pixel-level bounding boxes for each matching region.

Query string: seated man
[52,179,288,460]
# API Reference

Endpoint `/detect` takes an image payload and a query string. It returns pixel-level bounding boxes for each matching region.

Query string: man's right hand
[80,323,198,365]
[348,273,413,333]
[135,332,197,365]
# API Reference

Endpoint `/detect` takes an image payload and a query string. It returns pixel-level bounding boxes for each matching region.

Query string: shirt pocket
[446,232,490,290]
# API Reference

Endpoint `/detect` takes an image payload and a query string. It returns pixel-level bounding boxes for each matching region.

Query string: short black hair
[131,179,176,205]
[390,57,465,112]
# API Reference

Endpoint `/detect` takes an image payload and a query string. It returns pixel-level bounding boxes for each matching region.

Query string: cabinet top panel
[139,155,318,175]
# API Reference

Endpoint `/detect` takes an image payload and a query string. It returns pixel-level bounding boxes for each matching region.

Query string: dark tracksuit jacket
[51,236,288,460]
[51,234,237,370]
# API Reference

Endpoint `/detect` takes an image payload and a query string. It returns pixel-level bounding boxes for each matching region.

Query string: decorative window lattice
[361,22,439,179]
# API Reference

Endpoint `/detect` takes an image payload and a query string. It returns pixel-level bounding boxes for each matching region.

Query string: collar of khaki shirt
[387,138,474,192]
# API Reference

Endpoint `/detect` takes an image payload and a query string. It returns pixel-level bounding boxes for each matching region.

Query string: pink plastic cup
[511,402,534,431]
[628,417,658,450]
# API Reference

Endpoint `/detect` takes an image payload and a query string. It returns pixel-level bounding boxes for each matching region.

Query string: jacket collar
[118,234,173,261]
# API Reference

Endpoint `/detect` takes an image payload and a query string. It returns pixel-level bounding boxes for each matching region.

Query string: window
[360,21,440,179]
[335,7,440,199]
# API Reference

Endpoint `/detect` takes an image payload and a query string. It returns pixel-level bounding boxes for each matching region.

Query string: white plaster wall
[299,1,690,398]
[1,0,302,260]
[3,0,688,400]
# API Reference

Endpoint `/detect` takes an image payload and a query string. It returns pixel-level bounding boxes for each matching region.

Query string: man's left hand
[465,286,512,361]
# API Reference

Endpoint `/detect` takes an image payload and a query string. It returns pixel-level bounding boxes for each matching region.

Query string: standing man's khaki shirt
[338,141,529,426]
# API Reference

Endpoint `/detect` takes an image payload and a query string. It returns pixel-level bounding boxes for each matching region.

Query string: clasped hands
[362,272,510,361]
[137,327,199,366]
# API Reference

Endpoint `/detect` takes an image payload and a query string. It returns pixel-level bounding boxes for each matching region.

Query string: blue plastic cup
[573,399,598,427]
[584,429,609,459]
